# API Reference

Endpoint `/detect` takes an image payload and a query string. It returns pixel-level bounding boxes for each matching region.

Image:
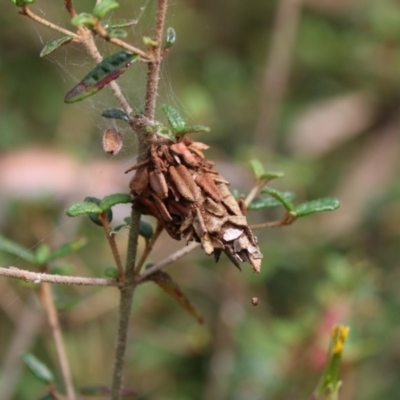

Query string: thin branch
[110,2,168,398]
[21,6,78,39]
[138,241,200,282]
[100,213,125,281]
[0,267,119,287]
[144,0,168,120]
[251,213,296,230]
[64,0,77,17]
[39,282,76,400]
[244,180,266,207]
[93,22,150,60]
[135,222,164,275]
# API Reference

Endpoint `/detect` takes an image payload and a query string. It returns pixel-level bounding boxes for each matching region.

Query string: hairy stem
[135,222,164,275]
[110,2,168,399]
[21,6,78,39]
[39,282,76,400]
[100,213,125,281]
[0,267,119,287]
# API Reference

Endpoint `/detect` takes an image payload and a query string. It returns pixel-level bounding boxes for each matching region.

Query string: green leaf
[107,29,127,39]
[71,13,97,27]
[100,193,132,211]
[34,244,51,265]
[83,197,113,226]
[145,271,204,324]
[104,267,120,279]
[22,353,54,384]
[47,237,87,262]
[103,19,137,29]
[10,0,36,5]
[102,108,130,121]
[40,36,73,57]
[139,220,153,239]
[261,187,295,212]
[64,51,138,103]
[143,36,158,47]
[176,125,210,135]
[93,0,119,19]
[165,27,176,48]
[162,104,186,132]
[312,325,349,400]
[0,235,36,263]
[66,201,102,217]
[250,160,284,181]
[248,192,296,211]
[294,197,340,218]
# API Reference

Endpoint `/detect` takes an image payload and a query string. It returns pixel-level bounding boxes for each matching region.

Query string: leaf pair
[66,193,132,226]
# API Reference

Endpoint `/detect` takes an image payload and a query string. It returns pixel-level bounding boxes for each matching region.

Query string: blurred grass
[2,1,400,399]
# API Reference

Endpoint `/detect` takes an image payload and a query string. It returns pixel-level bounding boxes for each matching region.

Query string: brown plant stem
[110,2,168,399]
[93,22,150,60]
[0,266,119,287]
[138,241,200,282]
[39,282,76,400]
[21,6,78,39]
[135,222,164,275]
[99,213,125,281]
[251,212,297,230]
[64,0,76,17]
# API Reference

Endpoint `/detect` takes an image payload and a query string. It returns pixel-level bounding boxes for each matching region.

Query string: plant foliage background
[1,0,400,399]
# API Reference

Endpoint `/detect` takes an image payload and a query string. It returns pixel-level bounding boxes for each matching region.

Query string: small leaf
[22,353,54,384]
[34,244,51,265]
[249,159,265,179]
[165,27,176,48]
[250,160,284,181]
[93,0,119,19]
[104,266,120,278]
[84,197,113,226]
[294,197,340,218]
[143,36,157,47]
[64,51,138,103]
[71,13,97,27]
[261,187,295,212]
[100,193,132,211]
[10,0,36,5]
[40,36,73,57]
[66,201,102,217]
[162,104,186,132]
[146,271,204,324]
[0,235,36,263]
[103,19,137,29]
[47,237,87,262]
[259,171,285,180]
[176,125,210,135]
[248,192,296,211]
[107,29,128,39]
[139,220,153,239]
[102,108,130,121]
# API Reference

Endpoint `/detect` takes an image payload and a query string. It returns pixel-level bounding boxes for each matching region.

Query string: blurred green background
[1,0,400,399]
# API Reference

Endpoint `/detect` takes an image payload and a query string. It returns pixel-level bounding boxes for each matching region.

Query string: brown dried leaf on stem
[128,135,263,272]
